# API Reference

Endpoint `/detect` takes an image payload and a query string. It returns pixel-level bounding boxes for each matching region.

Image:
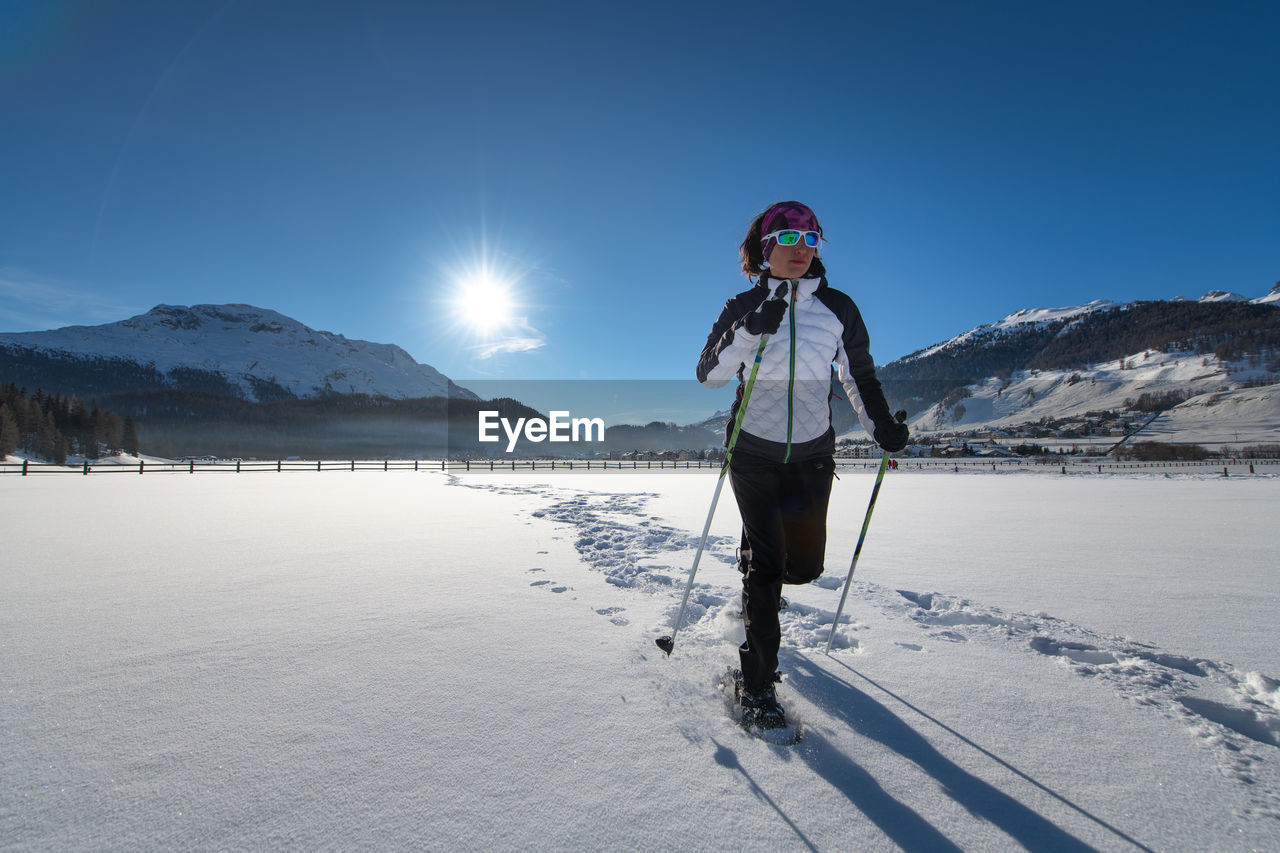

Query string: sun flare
[456,275,514,333]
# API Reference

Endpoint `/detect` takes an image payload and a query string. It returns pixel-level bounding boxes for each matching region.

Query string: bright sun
[456,275,514,333]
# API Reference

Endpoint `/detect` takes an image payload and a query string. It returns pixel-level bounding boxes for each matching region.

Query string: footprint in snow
[595,606,630,626]
[1029,636,1120,667]
[893,586,1280,799]
[533,489,733,595]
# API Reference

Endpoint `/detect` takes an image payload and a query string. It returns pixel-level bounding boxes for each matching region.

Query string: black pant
[728,451,835,694]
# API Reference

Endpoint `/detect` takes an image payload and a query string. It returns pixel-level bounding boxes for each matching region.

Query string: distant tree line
[8,380,722,461]
[1117,441,1211,461]
[1028,301,1280,371]
[1123,389,1192,413]
[600,421,721,454]
[0,384,139,462]
[0,345,168,397]
[81,389,547,459]
[0,344,290,400]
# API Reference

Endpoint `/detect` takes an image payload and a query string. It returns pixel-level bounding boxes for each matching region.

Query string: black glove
[744,299,787,336]
[874,419,909,453]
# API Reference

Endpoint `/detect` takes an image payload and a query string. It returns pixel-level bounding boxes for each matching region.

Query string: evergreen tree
[0,403,18,458]
[0,385,140,461]
[123,416,140,456]
[38,410,57,461]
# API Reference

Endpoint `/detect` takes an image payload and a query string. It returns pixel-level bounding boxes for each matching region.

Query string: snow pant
[728,451,836,694]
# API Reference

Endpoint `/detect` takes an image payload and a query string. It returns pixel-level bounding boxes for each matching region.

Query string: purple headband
[760,202,819,268]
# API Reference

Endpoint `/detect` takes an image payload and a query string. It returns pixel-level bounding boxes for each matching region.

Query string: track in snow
[447,473,1280,818]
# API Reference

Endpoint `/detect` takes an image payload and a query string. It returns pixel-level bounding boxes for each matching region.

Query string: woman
[697,201,908,730]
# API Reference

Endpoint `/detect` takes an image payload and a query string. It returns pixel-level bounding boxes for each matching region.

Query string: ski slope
[3,469,1278,851]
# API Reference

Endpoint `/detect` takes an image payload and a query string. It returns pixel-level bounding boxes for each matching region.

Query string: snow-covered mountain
[900,289,1278,367]
[876,288,1280,445]
[1253,283,1280,306]
[901,299,1117,363]
[0,304,475,401]
[1200,289,1251,303]
[907,348,1280,443]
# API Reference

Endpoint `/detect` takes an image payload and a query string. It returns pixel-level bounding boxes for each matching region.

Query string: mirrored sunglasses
[763,229,821,248]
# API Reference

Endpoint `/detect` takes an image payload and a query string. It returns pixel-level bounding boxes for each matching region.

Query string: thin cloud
[0,271,140,332]
[467,317,547,359]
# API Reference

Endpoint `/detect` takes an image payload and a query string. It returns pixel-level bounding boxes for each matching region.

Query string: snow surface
[3,469,1279,851]
[1142,385,1280,447]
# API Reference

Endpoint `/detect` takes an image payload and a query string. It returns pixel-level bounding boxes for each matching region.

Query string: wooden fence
[3,457,1278,477]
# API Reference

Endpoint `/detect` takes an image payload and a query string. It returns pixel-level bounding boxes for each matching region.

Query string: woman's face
[766,237,817,279]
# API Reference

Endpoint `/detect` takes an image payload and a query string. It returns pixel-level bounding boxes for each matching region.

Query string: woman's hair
[738,200,826,282]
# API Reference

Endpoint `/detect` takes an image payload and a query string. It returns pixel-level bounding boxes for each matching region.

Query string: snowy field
[3,468,1279,851]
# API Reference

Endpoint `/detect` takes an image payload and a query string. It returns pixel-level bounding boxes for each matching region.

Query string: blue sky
[2,0,1278,385]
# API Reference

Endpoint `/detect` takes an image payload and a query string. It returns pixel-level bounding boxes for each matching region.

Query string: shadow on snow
[778,653,1156,853]
[710,738,821,853]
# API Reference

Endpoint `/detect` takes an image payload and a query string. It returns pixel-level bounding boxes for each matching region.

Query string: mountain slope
[1251,283,1280,306]
[874,289,1280,443]
[0,304,474,401]
[906,349,1275,437]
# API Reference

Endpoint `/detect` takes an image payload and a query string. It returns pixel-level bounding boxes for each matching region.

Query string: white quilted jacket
[697,276,889,461]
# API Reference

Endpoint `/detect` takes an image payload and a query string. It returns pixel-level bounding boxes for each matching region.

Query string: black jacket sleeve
[816,288,894,428]
[696,286,769,387]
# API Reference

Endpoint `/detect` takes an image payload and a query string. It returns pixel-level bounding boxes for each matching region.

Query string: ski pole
[655,335,765,657]
[656,287,788,657]
[825,410,906,655]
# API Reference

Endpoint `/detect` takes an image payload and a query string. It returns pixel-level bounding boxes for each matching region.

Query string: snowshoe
[719,669,801,744]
